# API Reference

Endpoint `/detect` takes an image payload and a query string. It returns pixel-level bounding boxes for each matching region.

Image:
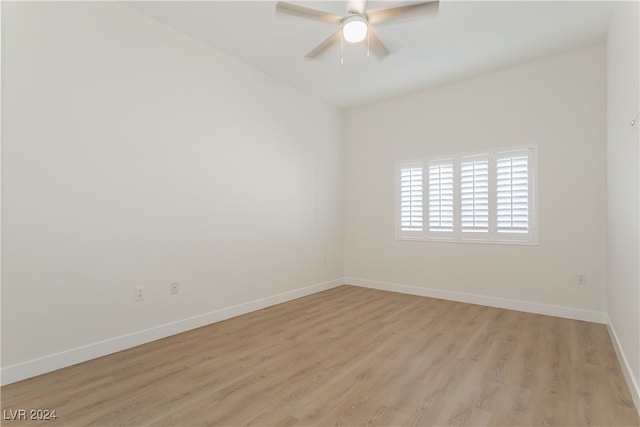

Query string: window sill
[396,236,539,246]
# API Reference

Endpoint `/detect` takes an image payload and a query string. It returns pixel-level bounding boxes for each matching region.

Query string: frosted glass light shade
[342,16,367,43]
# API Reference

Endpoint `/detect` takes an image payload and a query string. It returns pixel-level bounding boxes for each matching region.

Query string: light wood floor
[2,286,638,426]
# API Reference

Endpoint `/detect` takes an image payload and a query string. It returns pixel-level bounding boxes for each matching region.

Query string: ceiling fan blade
[347,0,368,15]
[367,1,439,25]
[276,2,343,24]
[305,29,342,59]
[368,28,390,59]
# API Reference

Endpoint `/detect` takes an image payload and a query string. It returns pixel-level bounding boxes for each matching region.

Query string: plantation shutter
[399,164,424,231]
[496,149,531,234]
[397,146,536,244]
[460,155,489,233]
[428,159,454,232]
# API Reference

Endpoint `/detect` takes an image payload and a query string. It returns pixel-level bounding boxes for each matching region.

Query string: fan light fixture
[342,15,368,43]
[275,0,441,59]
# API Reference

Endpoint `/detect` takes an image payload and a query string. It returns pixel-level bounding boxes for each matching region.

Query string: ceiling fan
[275,0,440,59]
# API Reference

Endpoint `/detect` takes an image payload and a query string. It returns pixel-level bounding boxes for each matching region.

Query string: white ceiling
[128,1,612,109]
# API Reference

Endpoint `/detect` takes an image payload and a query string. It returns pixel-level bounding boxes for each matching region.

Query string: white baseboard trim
[346,277,608,324]
[1,278,345,386]
[606,315,640,414]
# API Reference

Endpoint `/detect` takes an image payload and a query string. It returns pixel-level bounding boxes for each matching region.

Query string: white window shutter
[460,156,489,233]
[397,146,536,244]
[428,159,454,232]
[399,164,424,231]
[496,149,530,234]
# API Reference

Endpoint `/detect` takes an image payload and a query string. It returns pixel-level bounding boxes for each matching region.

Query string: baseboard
[1,278,345,386]
[606,315,640,414]
[346,277,608,324]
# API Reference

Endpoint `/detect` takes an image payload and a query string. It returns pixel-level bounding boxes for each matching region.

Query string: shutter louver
[497,151,529,233]
[460,157,489,232]
[428,160,454,232]
[400,165,423,231]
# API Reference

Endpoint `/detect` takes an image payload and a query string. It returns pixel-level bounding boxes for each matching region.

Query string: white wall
[2,1,629,398]
[1,2,343,372]
[607,0,640,404]
[344,44,607,315]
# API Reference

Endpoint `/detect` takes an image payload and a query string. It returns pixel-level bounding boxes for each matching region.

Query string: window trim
[395,145,538,245]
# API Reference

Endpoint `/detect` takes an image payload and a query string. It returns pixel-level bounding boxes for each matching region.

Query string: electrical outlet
[577,274,586,286]
[170,282,179,295]
[135,287,145,301]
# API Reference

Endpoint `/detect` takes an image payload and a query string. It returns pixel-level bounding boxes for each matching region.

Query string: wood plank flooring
[2,285,638,426]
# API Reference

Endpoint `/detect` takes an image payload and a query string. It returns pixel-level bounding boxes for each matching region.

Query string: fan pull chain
[340,35,344,67]
[367,27,370,58]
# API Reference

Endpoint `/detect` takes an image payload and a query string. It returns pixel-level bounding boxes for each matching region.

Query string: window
[399,163,423,231]
[396,146,537,244]
[428,159,454,233]
[460,155,489,233]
